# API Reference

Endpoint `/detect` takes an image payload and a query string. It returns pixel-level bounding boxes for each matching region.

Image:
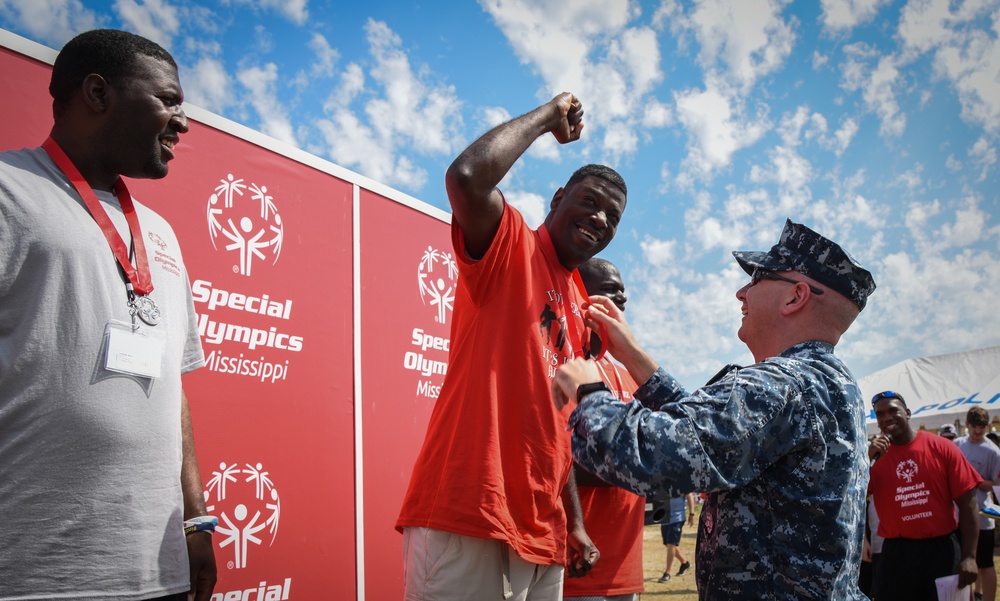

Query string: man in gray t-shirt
[955,406,1000,601]
[0,29,216,601]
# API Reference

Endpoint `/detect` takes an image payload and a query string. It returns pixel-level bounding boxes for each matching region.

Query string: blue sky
[2,0,998,389]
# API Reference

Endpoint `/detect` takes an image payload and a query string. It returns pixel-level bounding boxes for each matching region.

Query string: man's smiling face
[544,175,625,271]
[874,397,912,442]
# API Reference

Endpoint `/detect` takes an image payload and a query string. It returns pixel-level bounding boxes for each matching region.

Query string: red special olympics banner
[0,29,449,601]
[359,190,452,599]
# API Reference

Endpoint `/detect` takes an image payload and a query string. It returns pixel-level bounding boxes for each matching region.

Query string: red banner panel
[1,36,356,600]
[359,190,452,600]
[161,127,356,600]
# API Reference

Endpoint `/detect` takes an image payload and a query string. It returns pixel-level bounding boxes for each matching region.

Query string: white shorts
[402,527,564,601]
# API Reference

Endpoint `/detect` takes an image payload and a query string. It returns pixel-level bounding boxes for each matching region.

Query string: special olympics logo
[147,231,167,250]
[204,461,281,569]
[207,174,284,277]
[895,459,919,483]
[418,246,457,324]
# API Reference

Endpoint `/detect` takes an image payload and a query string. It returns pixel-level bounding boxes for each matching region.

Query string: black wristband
[576,381,610,401]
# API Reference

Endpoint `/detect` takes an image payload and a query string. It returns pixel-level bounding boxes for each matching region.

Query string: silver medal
[133,295,161,326]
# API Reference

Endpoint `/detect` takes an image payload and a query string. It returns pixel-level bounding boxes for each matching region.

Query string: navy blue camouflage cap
[733,219,876,310]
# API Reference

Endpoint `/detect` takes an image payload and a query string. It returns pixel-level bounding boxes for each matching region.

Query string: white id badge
[104,320,164,379]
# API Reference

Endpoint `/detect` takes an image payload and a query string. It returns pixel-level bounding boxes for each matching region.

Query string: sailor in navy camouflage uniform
[550,219,876,600]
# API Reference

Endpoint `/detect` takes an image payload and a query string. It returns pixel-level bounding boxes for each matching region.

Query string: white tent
[857,346,1000,436]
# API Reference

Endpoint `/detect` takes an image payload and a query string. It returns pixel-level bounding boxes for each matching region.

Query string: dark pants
[859,554,882,599]
[858,558,873,598]
[877,534,959,601]
[148,594,187,601]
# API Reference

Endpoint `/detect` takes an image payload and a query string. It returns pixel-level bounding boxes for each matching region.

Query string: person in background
[939,423,958,441]
[955,407,1000,601]
[657,493,695,584]
[868,391,980,601]
[0,29,216,600]
[551,219,876,600]
[564,257,644,601]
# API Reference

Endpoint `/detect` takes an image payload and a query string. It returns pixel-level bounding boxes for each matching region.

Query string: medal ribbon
[42,137,154,295]
[536,225,605,361]
[571,269,608,361]
[595,358,625,399]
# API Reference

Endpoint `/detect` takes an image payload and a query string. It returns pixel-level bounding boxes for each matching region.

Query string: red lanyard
[536,225,605,360]
[42,137,154,296]
[570,269,608,361]
[595,357,625,399]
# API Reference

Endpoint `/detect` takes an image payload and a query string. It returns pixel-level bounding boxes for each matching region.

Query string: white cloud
[894,164,922,192]
[480,106,511,129]
[113,0,179,50]
[903,198,942,237]
[776,105,825,147]
[674,78,768,180]
[897,0,954,56]
[627,263,751,384]
[642,100,673,128]
[328,62,364,108]
[478,0,667,164]
[969,135,997,180]
[819,0,892,33]
[505,190,548,228]
[685,0,796,91]
[252,24,272,54]
[182,56,233,113]
[601,120,639,162]
[750,144,813,202]
[651,0,683,31]
[316,112,427,190]
[830,116,858,155]
[840,44,906,137]
[0,0,98,47]
[290,34,340,94]
[227,0,307,25]
[307,33,339,78]
[859,240,1000,365]
[939,198,987,247]
[639,235,678,269]
[899,0,1000,134]
[315,19,463,191]
[236,63,297,146]
[364,19,462,156]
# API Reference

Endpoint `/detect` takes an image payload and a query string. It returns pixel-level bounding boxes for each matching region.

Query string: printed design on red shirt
[539,302,566,351]
[895,459,918,483]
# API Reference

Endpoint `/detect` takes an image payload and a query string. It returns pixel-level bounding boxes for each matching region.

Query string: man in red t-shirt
[869,391,981,601]
[564,258,644,601]
[397,94,628,601]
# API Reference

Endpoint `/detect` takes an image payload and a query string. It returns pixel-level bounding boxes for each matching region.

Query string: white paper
[105,323,163,379]
[934,574,969,601]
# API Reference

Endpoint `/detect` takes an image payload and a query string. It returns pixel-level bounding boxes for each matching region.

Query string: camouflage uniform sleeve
[568,364,815,499]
